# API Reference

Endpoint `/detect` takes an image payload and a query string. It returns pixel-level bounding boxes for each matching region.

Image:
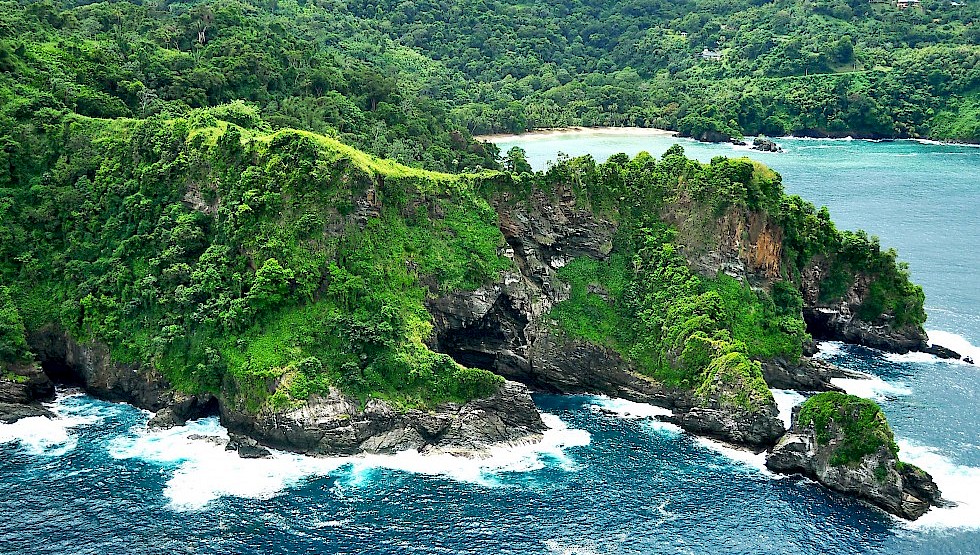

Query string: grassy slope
[2,107,508,412]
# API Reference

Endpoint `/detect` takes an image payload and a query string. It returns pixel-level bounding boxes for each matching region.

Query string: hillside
[0,108,927,448]
[1,0,978,175]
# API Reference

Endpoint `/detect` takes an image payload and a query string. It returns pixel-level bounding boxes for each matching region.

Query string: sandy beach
[474,126,678,142]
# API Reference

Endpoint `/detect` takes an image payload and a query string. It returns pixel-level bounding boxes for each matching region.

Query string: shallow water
[2,134,979,554]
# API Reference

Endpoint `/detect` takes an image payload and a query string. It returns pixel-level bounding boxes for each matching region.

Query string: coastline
[474,126,678,142]
[476,126,980,147]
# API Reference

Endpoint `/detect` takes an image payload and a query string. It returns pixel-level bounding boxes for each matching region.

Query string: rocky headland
[767,392,945,519]
[0,116,957,521]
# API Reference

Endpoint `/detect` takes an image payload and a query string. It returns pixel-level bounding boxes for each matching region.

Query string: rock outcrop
[220,380,546,456]
[799,265,927,353]
[751,137,783,152]
[425,181,786,448]
[0,362,55,422]
[761,356,869,392]
[766,395,944,520]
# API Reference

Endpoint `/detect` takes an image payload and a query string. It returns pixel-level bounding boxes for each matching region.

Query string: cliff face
[19,326,545,456]
[767,395,943,520]
[428,180,786,447]
[799,261,927,353]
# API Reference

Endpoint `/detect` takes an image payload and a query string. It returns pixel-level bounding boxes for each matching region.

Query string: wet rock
[761,356,869,391]
[921,344,961,360]
[226,433,273,459]
[0,363,55,404]
[219,380,546,456]
[751,137,783,152]
[0,402,53,423]
[673,403,784,447]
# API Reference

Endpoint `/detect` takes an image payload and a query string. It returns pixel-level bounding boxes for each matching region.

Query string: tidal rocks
[0,363,55,423]
[220,380,546,456]
[766,392,943,520]
[226,433,273,459]
[921,343,961,360]
[673,403,784,447]
[0,362,54,405]
[761,356,867,392]
[0,402,53,423]
[803,305,927,353]
[751,137,783,152]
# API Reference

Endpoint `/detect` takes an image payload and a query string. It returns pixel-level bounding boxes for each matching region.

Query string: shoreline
[474,126,678,142]
[476,126,980,147]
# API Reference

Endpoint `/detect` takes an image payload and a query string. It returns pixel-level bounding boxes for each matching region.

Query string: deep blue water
[2,134,979,554]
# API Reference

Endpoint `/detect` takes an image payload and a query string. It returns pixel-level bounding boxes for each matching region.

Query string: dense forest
[1,0,978,179]
[0,0,938,412]
[0,104,925,413]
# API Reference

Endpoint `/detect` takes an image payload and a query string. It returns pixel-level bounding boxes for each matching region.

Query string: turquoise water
[2,134,979,554]
[494,132,980,344]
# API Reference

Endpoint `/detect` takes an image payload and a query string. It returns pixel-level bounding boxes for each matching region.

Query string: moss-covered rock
[766,392,943,520]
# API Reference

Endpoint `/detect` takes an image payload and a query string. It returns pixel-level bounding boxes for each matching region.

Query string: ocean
[2,132,978,554]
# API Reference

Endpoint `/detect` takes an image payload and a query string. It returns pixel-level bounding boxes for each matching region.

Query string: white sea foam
[896,440,980,531]
[771,389,806,429]
[927,329,980,363]
[543,539,605,555]
[829,376,912,401]
[692,436,770,474]
[0,390,104,456]
[589,396,682,434]
[109,412,591,511]
[815,341,844,358]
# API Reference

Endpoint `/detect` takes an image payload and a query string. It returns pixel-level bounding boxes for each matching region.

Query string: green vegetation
[0,284,31,365]
[0,0,932,417]
[1,0,977,181]
[537,146,923,410]
[797,392,900,467]
[1,111,505,411]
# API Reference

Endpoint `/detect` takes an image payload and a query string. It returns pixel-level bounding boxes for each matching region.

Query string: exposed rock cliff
[28,327,216,425]
[800,263,927,353]
[766,393,943,520]
[220,380,546,456]
[426,181,786,448]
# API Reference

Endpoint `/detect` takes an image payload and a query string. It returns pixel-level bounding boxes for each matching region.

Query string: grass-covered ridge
[796,392,900,467]
[1,108,927,417]
[1,108,509,411]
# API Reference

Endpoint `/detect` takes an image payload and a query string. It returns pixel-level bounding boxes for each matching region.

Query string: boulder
[752,137,783,152]
[219,380,547,456]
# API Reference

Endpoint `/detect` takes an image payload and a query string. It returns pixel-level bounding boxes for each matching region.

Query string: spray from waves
[771,389,806,429]
[589,396,771,474]
[109,412,590,511]
[0,390,106,456]
[588,396,681,434]
[896,439,980,531]
[815,341,844,359]
[928,330,980,363]
[691,435,771,474]
[830,376,912,402]
[877,330,980,365]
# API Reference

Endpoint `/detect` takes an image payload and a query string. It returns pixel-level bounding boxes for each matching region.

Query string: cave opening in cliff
[433,293,547,388]
[39,357,85,386]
